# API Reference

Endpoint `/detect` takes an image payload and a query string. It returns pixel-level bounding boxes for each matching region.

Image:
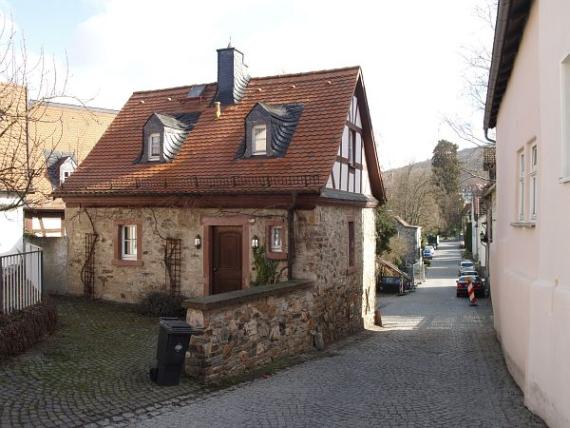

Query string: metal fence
[0,249,43,314]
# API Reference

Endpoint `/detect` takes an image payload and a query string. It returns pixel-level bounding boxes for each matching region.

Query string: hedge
[0,302,58,356]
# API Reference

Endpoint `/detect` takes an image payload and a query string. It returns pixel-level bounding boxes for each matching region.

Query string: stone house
[484,0,570,425]
[57,47,385,381]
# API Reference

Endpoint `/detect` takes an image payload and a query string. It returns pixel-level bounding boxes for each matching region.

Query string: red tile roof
[57,66,383,199]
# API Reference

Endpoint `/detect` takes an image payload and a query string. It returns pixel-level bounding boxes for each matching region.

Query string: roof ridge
[131,66,360,97]
[251,65,360,82]
[132,82,214,96]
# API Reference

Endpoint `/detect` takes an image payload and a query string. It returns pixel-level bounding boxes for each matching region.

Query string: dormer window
[57,156,77,185]
[239,103,304,159]
[252,124,267,155]
[148,133,161,161]
[140,112,201,163]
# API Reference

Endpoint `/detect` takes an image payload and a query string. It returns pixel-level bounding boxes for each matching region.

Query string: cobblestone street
[0,241,546,427]
[127,240,545,427]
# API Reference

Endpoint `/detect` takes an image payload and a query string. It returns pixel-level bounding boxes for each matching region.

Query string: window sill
[112,259,144,267]
[510,221,536,229]
[559,176,570,184]
[266,251,288,261]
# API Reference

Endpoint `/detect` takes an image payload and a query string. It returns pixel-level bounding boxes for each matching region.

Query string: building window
[348,129,356,168]
[148,133,161,160]
[529,144,538,220]
[266,222,287,260]
[121,225,138,260]
[252,124,267,155]
[348,221,355,268]
[60,170,71,184]
[270,226,283,252]
[518,151,525,221]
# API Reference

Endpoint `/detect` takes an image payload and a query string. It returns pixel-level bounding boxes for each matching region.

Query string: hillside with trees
[381,145,490,235]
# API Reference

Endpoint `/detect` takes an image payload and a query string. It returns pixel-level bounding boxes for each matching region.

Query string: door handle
[213,267,218,272]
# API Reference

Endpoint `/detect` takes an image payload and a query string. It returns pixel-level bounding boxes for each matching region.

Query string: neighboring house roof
[378,258,410,279]
[56,66,385,201]
[484,0,533,130]
[27,101,118,210]
[394,216,420,229]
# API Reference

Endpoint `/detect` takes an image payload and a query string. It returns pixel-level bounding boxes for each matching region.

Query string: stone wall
[185,280,314,384]
[65,202,376,383]
[65,207,288,303]
[294,205,376,344]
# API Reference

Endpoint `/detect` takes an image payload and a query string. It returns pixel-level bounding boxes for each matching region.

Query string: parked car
[456,274,485,298]
[423,245,435,259]
[458,260,475,275]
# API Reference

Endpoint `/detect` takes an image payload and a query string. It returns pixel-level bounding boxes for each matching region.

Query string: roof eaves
[484,0,533,131]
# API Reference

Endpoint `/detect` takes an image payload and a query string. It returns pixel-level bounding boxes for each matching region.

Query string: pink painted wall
[493,2,570,426]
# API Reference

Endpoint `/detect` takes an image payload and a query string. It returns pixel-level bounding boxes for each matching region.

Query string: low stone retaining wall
[184,280,314,384]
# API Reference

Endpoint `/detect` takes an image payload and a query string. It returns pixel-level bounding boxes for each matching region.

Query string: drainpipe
[287,193,297,281]
[484,128,496,144]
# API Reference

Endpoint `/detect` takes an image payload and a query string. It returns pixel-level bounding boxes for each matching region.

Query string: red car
[456,273,484,298]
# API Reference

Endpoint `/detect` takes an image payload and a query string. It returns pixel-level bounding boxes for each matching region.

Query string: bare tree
[384,163,441,232]
[444,0,498,147]
[0,17,74,212]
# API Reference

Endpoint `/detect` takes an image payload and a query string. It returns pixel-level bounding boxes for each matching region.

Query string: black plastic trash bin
[150,317,193,386]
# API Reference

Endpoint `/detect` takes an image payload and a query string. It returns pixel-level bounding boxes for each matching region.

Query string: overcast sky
[4,0,494,169]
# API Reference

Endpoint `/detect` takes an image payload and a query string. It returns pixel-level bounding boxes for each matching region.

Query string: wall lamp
[194,234,202,249]
[251,235,260,249]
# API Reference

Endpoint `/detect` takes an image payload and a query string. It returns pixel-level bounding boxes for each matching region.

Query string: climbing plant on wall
[252,246,278,286]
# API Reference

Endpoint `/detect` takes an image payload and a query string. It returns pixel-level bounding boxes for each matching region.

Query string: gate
[0,250,43,313]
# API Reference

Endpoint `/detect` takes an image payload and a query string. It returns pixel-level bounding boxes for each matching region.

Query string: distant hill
[383,146,489,191]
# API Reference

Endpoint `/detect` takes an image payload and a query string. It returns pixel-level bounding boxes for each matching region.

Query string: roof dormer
[140,112,200,163]
[237,102,304,159]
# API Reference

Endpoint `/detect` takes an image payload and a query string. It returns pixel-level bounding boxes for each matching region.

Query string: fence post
[0,260,3,314]
[40,250,44,302]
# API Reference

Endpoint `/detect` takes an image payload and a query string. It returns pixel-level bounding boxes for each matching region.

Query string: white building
[484,1,570,426]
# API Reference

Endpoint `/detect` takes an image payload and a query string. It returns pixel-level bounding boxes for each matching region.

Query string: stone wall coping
[184,279,314,311]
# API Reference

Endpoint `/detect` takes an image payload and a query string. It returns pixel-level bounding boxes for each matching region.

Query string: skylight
[187,85,206,98]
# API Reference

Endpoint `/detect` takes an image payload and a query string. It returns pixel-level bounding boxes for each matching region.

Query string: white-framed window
[148,133,161,160]
[270,226,283,252]
[252,124,267,155]
[121,225,138,260]
[518,150,525,221]
[529,144,538,220]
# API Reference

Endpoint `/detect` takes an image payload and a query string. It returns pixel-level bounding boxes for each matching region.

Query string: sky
[4,0,494,169]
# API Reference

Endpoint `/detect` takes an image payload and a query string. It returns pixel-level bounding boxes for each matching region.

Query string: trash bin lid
[159,317,193,334]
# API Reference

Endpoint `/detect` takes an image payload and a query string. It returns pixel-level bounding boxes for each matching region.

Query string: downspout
[287,192,297,281]
[484,128,496,144]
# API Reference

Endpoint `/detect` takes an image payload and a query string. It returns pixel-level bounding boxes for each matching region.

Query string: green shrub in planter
[138,292,185,317]
[0,302,58,357]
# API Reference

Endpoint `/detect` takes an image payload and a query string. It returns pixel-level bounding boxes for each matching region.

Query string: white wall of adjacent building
[493,2,570,426]
[0,194,24,256]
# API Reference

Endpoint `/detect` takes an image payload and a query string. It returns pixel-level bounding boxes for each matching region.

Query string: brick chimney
[216,47,250,105]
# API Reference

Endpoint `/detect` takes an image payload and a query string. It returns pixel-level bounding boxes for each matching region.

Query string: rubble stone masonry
[65,203,376,383]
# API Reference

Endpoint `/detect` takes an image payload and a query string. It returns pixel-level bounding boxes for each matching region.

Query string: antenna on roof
[227,36,232,48]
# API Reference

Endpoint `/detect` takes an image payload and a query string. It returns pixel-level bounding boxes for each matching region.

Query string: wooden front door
[212,226,243,294]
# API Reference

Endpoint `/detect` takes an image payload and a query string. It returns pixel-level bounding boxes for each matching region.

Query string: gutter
[484,0,533,131]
